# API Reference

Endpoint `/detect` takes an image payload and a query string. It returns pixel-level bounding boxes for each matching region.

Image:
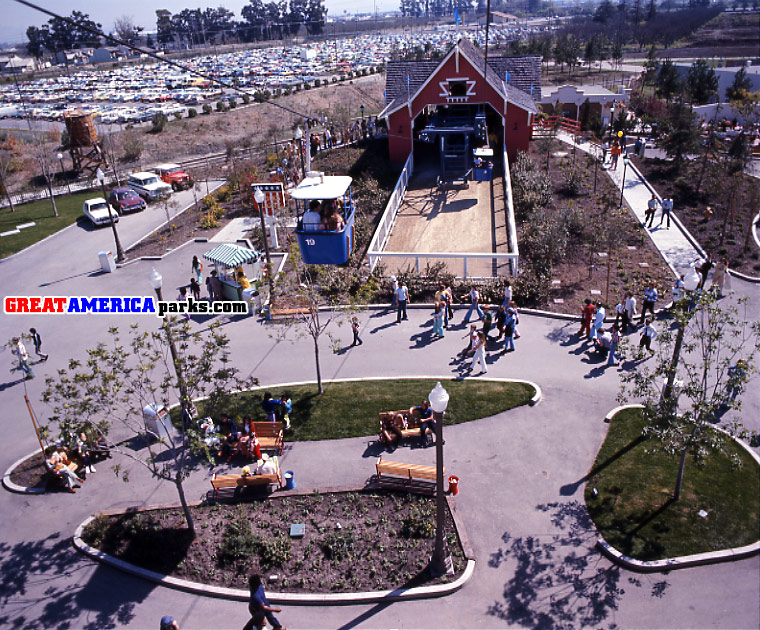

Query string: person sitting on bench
[217,414,239,461]
[46,446,84,493]
[594,328,613,358]
[380,413,404,452]
[412,400,436,446]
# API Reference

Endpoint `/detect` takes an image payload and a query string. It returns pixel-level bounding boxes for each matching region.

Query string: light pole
[429,381,452,576]
[149,268,189,407]
[96,167,124,263]
[619,156,630,209]
[295,127,305,179]
[57,152,71,194]
[253,187,275,297]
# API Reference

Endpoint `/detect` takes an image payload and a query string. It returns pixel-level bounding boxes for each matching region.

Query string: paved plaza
[0,154,758,630]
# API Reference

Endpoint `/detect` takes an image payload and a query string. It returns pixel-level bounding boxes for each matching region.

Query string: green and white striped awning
[203,243,259,268]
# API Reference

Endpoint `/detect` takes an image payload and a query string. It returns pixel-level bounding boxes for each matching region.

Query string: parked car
[154,163,193,191]
[127,172,172,201]
[83,198,119,227]
[107,187,147,214]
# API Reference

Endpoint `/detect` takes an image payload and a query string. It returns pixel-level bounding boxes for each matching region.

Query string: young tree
[113,15,143,45]
[686,59,719,105]
[619,294,760,501]
[655,59,681,102]
[41,321,256,533]
[660,101,700,170]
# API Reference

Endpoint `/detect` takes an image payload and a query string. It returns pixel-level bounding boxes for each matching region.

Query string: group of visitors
[44,431,106,493]
[301,199,347,232]
[644,194,674,229]
[379,399,439,451]
[10,328,48,380]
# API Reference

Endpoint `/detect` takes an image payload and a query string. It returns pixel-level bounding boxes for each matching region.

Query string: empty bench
[267,304,313,321]
[252,421,284,455]
[375,456,443,485]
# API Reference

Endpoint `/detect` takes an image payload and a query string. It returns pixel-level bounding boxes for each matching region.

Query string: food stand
[202,243,262,304]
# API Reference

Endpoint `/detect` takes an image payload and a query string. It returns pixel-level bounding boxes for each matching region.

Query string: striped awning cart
[202,243,259,268]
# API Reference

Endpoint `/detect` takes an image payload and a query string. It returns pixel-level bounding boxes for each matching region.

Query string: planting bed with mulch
[518,140,675,316]
[7,451,47,490]
[632,157,760,276]
[82,489,467,593]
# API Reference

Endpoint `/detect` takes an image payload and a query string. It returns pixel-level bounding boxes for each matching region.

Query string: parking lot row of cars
[82,164,192,227]
[1,24,548,122]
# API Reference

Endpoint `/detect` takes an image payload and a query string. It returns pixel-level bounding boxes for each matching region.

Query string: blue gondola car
[292,173,355,265]
[472,147,494,181]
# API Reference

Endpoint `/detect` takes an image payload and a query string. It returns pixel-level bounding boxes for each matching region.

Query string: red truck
[153,163,193,191]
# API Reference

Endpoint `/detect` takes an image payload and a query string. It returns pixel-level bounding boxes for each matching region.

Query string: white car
[127,171,173,201]
[83,198,120,227]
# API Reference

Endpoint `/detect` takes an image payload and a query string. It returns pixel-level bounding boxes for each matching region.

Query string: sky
[2,0,399,46]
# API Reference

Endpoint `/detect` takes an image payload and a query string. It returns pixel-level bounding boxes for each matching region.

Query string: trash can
[284,470,296,490]
[98,251,116,273]
[242,288,260,315]
[448,475,459,495]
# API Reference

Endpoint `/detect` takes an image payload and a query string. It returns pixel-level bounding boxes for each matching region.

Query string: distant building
[673,62,760,103]
[491,11,519,23]
[53,49,93,66]
[539,84,630,126]
[89,47,126,64]
[0,55,37,73]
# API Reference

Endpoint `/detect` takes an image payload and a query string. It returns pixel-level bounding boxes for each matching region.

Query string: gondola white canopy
[203,243,259,268]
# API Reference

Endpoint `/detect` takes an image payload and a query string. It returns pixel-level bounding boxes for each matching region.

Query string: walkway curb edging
[595,404,760,572]
[73,489,476,604]
[2,449,47,494]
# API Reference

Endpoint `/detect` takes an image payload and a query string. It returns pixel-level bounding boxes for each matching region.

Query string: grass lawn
[585,408,760,561]
[196,378,535,442]
[0,189,98,259]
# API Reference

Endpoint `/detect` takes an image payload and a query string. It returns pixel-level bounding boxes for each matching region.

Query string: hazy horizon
[2,0,402,47]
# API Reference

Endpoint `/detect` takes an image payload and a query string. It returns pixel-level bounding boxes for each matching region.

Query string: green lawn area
[0,189,98,259]
[197,378,535,442]
[585,408,760,561]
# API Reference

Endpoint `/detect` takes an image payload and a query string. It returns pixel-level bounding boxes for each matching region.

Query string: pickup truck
[154,163,193,191]
[127,172,173,202]
[83,198,119,227]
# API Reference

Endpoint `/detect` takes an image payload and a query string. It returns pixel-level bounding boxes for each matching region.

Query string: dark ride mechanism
[292,172,355,265]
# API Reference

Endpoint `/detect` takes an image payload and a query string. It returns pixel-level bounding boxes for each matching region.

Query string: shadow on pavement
[0,532,150,629]
[486,501,669,630]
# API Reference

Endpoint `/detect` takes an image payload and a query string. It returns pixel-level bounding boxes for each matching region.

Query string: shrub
[217,513,257,565]
[511,151,552,221]
[228,97,237,108]
[320,529,357,561]
[121,132,143,162]
[202,104,212,115]
[304,82,311,90]
[216,101,226,112]
[242,94,250,104]
[401,504,435,539]
[199,211,219,229]
[257,534,292,567]
[188,108,198,118]
[150,113,168,133]
[174,111,183,120]
[561,165,582,196]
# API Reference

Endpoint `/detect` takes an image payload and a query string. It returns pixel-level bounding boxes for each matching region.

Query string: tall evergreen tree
[686,58,718,105]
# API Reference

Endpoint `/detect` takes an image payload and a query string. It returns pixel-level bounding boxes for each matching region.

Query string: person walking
[28,328,48,361]
[395,282,409,322]
[461,324,478,355]
[481,305,493,339]
[591,302,606,340]
[191,255,203,283]
[608,324,621,366]
[501,281,513,309]
[508,300,521,338]
[470,331,488,374]
[639,318,658,355]
[711,257,729,297]
[495,304,507,339]
[463,286,484,323]
[623,291,637,333]
[645,194,660,228]
[350,316,363,346]
[659,195,673,229]
[444,284,454,324]
[696,254,714,290]
[640,284,658,325]
[189,277,201,301]
[435,285,449,328]
[160,616,180,630]
[503,307,517,352]
[610,140,621,170]
[390,275,398,309]
[244,574,286,630]
[432,302,445,338]
[613,299,624,328]
[11,337,34,379]
[578,298,596,339]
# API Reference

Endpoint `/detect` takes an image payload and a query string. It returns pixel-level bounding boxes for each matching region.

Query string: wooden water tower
[63,111,105,177]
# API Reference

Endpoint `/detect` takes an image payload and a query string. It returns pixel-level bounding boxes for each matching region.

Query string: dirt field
[383,164,509,278]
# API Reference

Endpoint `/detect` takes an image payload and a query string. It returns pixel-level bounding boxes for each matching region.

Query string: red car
[108,187,148,215]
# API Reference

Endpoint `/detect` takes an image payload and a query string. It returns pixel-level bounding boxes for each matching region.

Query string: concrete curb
[2,449,47,494]
[73,487,476,604]
[595,404,760,572]
[0,221,80,264]
[117,237,209,268]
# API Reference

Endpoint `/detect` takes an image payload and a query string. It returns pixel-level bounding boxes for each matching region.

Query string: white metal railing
[503,148,519,276]
[366,150,414,272]
[373,251,518,280]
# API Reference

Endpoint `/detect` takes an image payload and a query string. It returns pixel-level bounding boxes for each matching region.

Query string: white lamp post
[57,152,71,194]
[295,126,305,178]
[253,187,274,295]
[619,156,630,208]
[429,381,452,576]
[97,167,124,262]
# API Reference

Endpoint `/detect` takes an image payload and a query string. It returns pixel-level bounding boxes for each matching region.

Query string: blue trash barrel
[284,470,296,490]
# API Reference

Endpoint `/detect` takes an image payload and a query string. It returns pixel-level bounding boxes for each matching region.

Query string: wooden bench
[375,456,442,484]
[378,408,434,446]
[210,460,283,498]
[44,458,80,488]
[252,421,284,455]
[267,304,314,321]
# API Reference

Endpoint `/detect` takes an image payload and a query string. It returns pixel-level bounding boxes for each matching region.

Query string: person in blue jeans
[503,308,516,352]
[261,392,282,422]
[463,287,484,322]
[244,574,285,630]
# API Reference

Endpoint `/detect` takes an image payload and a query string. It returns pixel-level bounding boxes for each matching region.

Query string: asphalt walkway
[0,153,758,629]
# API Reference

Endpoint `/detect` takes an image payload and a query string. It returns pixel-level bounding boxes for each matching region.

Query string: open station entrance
[377,38,541,279]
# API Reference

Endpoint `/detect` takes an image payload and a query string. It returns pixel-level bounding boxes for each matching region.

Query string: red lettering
[16,297,29,312]
[53,297,66,312]
[29,297,40,313]
[4,297,16,313]
[42,297,54,313]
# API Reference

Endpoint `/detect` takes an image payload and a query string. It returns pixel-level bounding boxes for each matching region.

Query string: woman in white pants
[471,331,488,374]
